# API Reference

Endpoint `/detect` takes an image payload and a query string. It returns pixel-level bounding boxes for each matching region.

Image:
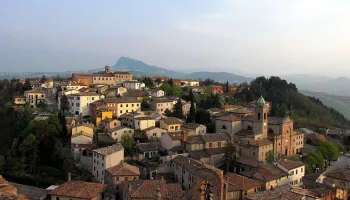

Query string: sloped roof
[325,167,350,182]
[0,176,29,200]
[161,117,183,125]
[166,132,182,141]
[225,173,261,192]
[49,181,105,199]
[246,185,303,200]
[217,114,242,122]
[121,180,181,200]
[182,123,202,130]
[277,160,304,170]
[186,136,202,144]
[93,143,123,156]
[200,133,230,142]
[106,162,140,176]
[268,116,292,125]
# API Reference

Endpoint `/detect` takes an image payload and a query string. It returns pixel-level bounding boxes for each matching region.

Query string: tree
[305,151,325,173]
[37,101,48,110]
[222,138,237,172]
[141,98,150,110]
[60,94,70,116]
[225,81,229,93]
[173,98,184,119]
[142,76,154,88]
[40,75,47,83]
[318,140,340,166]
[121,135,135,156]
[164,108,173,117]
[187,89,196,123]
[0,155,4,173]
[168,79,174,87]
[195,109,211,125]
[19,134,38,173]
[23,79,32,91]
[159,83,172,95]
[266,151,275,162]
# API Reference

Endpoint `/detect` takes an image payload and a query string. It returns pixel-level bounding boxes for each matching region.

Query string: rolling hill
[187,71,252,83]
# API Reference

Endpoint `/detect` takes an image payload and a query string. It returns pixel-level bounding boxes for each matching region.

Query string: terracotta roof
[108,126,132,132]
[246,185,303,200]
[189,149,210,160]
[205,147,225,155]
[277,160,304,170]
[114,71,131,74]
[240,164,289,182]
[135,117,154,120]
[223,104,240,109]
[182,123,203,130]
[169,145,183,152]
[92,73,115,77]
[70,92,99,96]
[161,117,183,125]
[268,116,292,125]
[254,138,273,147]
[217,114,242,122]
[97,97,140,104]
[142,126,167,132]
[121,180,181,200]
[151,97,176,103]
[325,167,350,182]
[225,173,261,192]
[49,181,105,199]
[200,133,230,142]
[106,162,140,176]
[186,136,202,144]
[92,143,123,156]
[137,143,159,152]
[0,176,29,200]
[166,132,182,141]
[24,89,44,94]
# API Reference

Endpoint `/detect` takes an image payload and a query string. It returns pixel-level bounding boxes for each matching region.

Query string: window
[92,97,95,100]
[290,171,294,175]
[76,103,80,106]
[77,97,80,100]
[132,104,134,107]
[126,110,128,113]
[221,125,227,130]
[301,168,303,173]
[296,169,298,174]
[258,112,261,120]
[120,110,123,114]
[56,197,59,200]
[218,142,221,147]
[137,104,139,106]
[126,104,128,107]
[153,133,157,137]
[120,104,123,107]
[209,143,213,148]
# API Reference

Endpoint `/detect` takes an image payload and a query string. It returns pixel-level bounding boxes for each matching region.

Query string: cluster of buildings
[9,67,350,200]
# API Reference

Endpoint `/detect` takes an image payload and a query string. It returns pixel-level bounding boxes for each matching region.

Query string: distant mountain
[187,71,252,83]
[301,90,350,120]
[112,57,187,78]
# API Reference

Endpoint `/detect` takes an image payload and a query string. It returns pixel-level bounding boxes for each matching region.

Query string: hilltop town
[0,66,349,200]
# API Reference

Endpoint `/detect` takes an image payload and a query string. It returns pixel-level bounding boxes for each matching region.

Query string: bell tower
[253,96,268,138]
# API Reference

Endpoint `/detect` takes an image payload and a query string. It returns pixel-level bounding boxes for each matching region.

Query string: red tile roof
[277,160,304,170]
[49,181,105,199]
[225,173,261,192]
[106,162,140,176]
[217,114,242,122]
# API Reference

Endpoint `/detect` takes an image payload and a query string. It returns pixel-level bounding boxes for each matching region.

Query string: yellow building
[95,109,113,126]
[160,117,183,132]
[71,123,95,137]
[24,90,46,108]
[13,96,26,107]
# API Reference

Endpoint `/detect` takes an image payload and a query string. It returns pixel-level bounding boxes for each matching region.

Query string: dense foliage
[236,76,350,129]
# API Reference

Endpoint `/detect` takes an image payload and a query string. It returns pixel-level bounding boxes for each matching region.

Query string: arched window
[258,113,261,120]
[221,125,227,130]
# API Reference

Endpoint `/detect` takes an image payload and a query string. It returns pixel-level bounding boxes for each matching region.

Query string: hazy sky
[1,0,350,76]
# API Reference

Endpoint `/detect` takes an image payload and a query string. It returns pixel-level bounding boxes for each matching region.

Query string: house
[13,96,26,107]
[150,97,176,114]
[57,89,80,109]
[149,89,165,98]
[189,85,203,94]
[275,159,305,186]
[289,186,339,200]
[240,163,290,190]
[137,143,159,159]
[161,132,182,151]
[324,166,350,193]
[160,117,183,132]
[107,126,134,142]
[139,126,167,140]
[215,113,243,135]
[246,185,303,200]
[225,172,261,200]
[92,143,124,182]
[181,100,192,116]
[94,108,113,126]
[182,123,206,135]
[72,73,92,86]
[134,117,155,130]
[89,97,141,118]
[71,132,93,160]
[101,118,121,131]
[67,92,101,116]
[105,161,140,196]
[211,85,224,94]
[120,112,144,128]
[71,123,95,137]
[49,180,105,200]
[123,80,145,90]
[24,90,46,108]
[120,180,182,200]
[61,82,88,91]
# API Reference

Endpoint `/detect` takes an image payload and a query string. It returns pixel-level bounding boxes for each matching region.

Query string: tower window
[258,113,261,120]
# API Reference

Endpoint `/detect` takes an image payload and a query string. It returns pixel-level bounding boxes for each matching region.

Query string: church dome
[257,96,265,107]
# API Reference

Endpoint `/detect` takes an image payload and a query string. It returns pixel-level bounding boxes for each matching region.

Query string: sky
[1,0,350,77]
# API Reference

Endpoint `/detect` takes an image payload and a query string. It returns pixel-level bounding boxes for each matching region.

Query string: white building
[57,89,80,110]
[123,81,145,90]
[134,117,156,130]
[61,83,89,91]
[92,144,124,182]
[149,89,165,98]
[68,92,101,116]
[275,160,305,186]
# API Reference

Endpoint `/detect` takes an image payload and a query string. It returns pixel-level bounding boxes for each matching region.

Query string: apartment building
[68,92,101,116]
[275,159,305,186]
[92,143,124,182]
[61,82,88,91]
[150,97,176,114]
[123,80,145,90]
[24,90,46,108]
[90,97,141,118]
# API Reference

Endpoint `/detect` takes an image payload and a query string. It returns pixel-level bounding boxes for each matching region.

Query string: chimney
[101,178,104,185]
[128,184,132,192]
[68,172,72,181]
